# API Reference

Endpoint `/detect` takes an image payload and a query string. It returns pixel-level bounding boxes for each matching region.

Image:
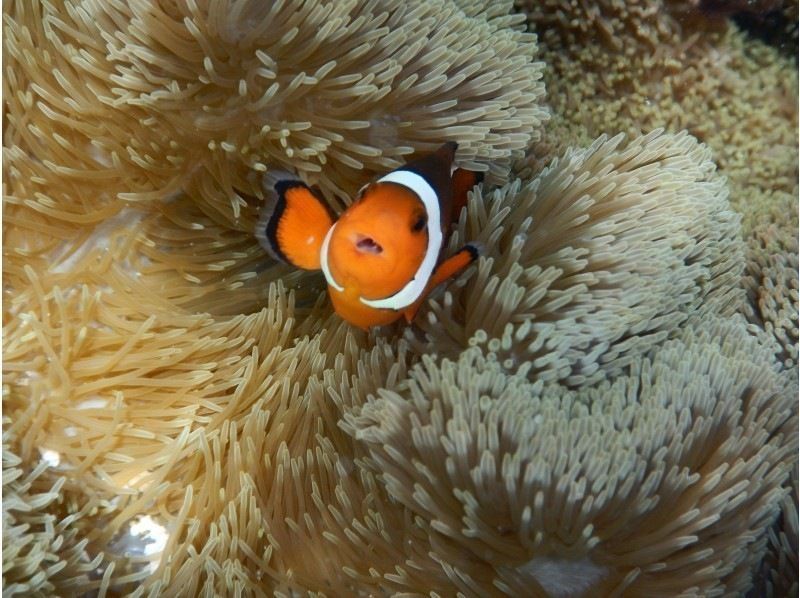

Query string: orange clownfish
[257,142,483,329]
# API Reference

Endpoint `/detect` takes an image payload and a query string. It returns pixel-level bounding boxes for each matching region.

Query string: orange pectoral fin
[403,244,481,323]
[451,168,484,223]
[259,180,334,270]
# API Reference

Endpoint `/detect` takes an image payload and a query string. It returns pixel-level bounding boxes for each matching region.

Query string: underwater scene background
[2,0,797,596]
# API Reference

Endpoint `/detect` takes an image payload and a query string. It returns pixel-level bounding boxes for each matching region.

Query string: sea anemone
[749,467,799,597]
[410,130,744,387]
[742,224,799,369]
[3,0,547,233]
[2,0,796,595]
[346,315,797,595]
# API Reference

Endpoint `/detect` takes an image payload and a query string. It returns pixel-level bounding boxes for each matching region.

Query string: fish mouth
[355,234,383,255]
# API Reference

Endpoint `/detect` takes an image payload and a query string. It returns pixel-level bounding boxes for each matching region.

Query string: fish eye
[412,214,427,232]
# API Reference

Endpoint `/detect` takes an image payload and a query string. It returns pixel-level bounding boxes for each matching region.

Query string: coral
[346,316,797,596]
[516,0,798,237]
[410,130,744,387]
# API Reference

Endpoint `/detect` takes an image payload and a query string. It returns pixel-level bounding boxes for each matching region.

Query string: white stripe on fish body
[320,223,344,291]
[358,170,442,311]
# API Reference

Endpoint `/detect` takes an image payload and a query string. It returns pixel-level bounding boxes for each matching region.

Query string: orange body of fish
[257,142,483,329]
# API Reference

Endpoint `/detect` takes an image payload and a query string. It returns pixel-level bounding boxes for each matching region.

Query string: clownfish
[257,142,483,329]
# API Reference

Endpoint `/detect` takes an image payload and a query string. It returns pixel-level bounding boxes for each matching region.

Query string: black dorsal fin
[395,142,457,230]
